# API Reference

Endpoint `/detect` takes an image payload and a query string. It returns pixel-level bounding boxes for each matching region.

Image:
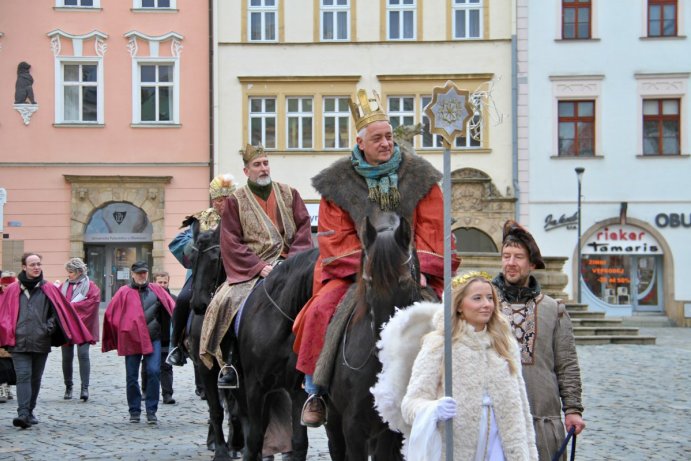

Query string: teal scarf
[351,144,401,211]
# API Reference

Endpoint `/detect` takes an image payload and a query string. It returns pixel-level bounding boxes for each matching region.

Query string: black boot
[80,386,89,402]
[217,365,239,389]
[12,415,32,429]
[64,385,73,400]
[165,347,186,366]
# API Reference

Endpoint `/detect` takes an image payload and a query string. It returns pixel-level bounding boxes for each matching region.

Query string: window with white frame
[643,98,680,155]
[57,0,99,7]
[321,0,350,41]
[249,0,278,41]
[136,62,176,123]
[421,95,480,148]
[134,0,176,8]
[57,60,102,123]
[286,97,313,149]
[250,97,277,148]
[453,0,482,39]
[323,97,350,149]
[388,96,415,130]
[387,0,416,40]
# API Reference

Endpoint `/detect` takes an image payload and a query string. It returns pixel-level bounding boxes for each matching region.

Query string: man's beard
[256,175,271,186]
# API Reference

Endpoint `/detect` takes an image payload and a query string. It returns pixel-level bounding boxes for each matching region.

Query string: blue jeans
[12,352,49,418]
[124,340,160,416]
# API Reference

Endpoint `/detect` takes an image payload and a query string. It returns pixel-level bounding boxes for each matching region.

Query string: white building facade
[519,0,691,325]
[214,0,518,251]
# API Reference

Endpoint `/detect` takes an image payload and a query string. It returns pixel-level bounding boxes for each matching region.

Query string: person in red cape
[102,261,175,425]
[59,257,101,402]
[0,252,94,429]
[292,89,460,427]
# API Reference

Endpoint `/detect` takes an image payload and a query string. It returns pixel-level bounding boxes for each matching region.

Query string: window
[387,0,416,40]
[648,0,677,37]
[286,97,313,149]
[388,96,415,130]
[61,63,98,122]
[138,63,175,123]
[250,97,277,148]
[558,101,595,156]
[323,97,350,149]
[134,0,176,8]
[421,96,481,148]
[558,100,595,156]
[453,0,482,39]
[321,0,350,41]
[562,0,591,39]
[643,99,680,155]
[57,0,99,7]
[249,0,278,41]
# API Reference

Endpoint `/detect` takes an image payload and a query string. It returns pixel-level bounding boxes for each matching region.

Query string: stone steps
[565,303,657,345]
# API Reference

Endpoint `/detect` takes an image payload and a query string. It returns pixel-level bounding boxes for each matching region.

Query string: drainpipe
[511,31,520,221]
[208,0,215,184]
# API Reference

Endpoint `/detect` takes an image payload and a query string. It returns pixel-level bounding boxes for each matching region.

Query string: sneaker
[6,385,13,400]
[162,394,176,405]
[218,365,239,389]
[146,413,158,425]
[165,347,186,367]
[130,413,141,423]
[0,384,7,403]
[300,395,327,428]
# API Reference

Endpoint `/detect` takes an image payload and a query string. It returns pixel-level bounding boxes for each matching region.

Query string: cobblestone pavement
[1,326,690,460]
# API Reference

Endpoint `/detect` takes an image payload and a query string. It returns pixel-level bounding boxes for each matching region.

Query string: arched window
[454,227,497,253]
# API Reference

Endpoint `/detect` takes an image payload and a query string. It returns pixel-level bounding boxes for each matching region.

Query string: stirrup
[218,364,240,389]
[165,346,186,366]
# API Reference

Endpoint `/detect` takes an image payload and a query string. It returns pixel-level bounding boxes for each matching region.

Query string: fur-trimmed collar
[312,144,442,228]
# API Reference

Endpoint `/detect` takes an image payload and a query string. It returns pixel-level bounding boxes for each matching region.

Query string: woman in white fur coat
[401,272,538,461]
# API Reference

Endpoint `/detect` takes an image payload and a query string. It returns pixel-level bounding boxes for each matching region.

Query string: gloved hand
[435,396,457,421]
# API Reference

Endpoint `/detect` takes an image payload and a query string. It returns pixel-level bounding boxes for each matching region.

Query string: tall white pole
[442,140,453,461]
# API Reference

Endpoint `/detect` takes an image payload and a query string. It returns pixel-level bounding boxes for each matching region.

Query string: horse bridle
[191,242,223,301]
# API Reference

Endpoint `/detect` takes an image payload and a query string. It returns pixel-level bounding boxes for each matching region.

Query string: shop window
[582,255,632,304]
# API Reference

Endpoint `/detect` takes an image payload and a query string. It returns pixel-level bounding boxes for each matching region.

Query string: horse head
[358,212,420,329]
[189,225,224,314]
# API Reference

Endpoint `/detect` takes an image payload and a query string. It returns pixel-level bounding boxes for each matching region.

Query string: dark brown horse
[324,213,435,460]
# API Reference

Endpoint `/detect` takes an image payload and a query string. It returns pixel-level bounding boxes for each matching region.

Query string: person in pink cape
[0,252,94,429]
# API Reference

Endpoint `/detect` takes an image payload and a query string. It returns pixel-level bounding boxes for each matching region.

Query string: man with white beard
[199,144,313,388]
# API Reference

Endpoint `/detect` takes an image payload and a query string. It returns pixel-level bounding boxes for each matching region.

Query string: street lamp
[575,167,585,304]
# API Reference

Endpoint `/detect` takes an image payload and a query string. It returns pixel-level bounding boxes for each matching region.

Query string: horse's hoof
[207,442,215,451]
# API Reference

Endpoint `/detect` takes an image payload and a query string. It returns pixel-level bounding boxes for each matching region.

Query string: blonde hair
[451,274,519,375]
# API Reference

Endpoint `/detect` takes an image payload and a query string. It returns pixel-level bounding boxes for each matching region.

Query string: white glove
[435,396,456,421]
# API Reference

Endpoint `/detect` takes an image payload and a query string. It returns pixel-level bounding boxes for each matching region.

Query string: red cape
[102,283,175,356]
[63,280,101,342]
[0,281,95,348]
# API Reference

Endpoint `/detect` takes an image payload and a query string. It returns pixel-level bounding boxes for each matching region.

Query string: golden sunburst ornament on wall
[423,80,474,146]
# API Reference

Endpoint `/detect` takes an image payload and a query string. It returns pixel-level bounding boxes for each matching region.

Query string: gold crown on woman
[241,143,265,164]
[452,271,494,289]
[349,89,389,132]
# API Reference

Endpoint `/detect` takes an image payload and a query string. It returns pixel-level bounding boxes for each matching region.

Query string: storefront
[580,222,664,316]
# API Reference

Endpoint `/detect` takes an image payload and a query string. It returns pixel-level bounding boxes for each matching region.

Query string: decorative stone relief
[14,104,39,125]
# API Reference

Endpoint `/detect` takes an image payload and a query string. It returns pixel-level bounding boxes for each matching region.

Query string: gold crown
[452,271,494,289]
[349,89,389,132]
[241,143,266,164]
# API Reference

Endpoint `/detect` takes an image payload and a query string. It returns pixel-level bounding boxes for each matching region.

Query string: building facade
[214,0,517,251]
[0,0,211,301]
[519,0,691,325]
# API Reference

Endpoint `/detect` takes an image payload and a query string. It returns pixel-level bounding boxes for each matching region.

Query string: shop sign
[654,213,691,228]
[544,211,578,231]
[582,224,662,255]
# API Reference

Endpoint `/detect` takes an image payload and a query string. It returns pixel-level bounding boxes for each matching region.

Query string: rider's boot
[300,394,327,428]
[165,346,186,367]
[217,364,240,389]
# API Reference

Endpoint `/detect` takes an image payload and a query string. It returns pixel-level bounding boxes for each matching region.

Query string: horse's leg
[241,385,267,461]
[324,407,347,461]
[289,389,308,461]
[371,429,404,461]
[341,406,371,461]
[200,363,232,461]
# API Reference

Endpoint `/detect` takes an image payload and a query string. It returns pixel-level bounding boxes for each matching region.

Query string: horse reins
[262,279,295,323]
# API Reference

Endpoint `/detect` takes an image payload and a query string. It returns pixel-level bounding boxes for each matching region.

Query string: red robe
[102,283,175,356]
[0,281,95,348]
[63,280,101,342]
[293,187,459,375]
[220,185,313,283]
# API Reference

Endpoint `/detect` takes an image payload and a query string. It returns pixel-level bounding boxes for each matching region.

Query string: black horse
[324,213,434,460]
[190,223,320,461]
[186,223,243,461]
